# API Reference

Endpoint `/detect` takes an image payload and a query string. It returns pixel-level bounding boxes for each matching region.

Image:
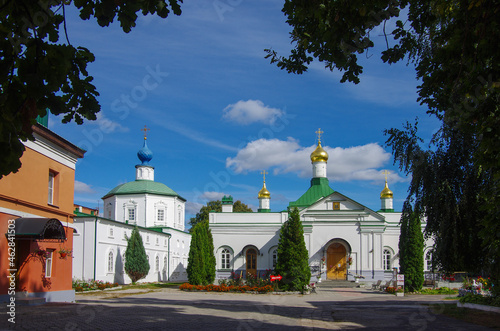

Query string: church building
[210,130,434,283]
[72,130,191,284]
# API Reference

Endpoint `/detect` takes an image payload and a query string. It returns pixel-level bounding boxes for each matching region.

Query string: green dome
[102,180,185,200]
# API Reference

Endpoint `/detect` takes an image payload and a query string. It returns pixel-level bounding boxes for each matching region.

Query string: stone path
[0,287,496,330]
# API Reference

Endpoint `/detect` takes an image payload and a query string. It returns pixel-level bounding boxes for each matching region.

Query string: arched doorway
[246,248,257,277]
[327,243,347,280]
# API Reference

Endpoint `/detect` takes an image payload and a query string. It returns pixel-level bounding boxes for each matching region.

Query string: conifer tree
[398,202,424,292]
[275,207,310,291]
[124,227,150,283]
[187,220,215,285]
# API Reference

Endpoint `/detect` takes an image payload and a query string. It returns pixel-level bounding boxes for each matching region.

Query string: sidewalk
[0,287,493,330]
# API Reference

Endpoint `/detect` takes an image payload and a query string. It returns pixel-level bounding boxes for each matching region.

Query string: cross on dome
[261,170,268,182]
[315,128,324,143]
[141,125,150,140]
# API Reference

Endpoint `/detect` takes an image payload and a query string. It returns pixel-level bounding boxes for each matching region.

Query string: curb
[457,302,500,313]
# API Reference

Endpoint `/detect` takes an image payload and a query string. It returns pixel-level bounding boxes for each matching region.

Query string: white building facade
[73,136,190,283]
[210,132,434,283]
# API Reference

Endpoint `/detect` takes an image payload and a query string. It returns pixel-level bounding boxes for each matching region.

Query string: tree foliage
[186,220,215,285]
[0,0,183,178]
[398,202,424,292]
[188,199,252,231]
[124,226,150,283]
[387,121,490,274]
[275,207,310,291]
[269,0,500,294]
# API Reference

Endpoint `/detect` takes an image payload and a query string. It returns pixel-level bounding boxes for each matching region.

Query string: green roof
[289,177,334,209]
[102,180,185,201]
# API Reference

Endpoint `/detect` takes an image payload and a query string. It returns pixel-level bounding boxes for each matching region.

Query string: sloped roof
[102,180,185,201]
[289,177,334,209]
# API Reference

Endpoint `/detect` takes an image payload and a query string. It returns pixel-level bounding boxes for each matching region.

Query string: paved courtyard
[0,287,496,330]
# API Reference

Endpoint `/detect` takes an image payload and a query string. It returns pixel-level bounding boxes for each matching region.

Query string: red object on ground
[270,275,282,281]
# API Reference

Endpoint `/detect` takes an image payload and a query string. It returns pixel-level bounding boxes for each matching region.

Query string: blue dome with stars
[137,139,153,165]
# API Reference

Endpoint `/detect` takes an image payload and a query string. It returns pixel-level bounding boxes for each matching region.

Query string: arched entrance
[327,243,347,280]
[246,248,257,277]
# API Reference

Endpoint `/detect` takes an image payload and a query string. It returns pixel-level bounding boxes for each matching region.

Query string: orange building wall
[0,143,78,299]
[0,146,76,222]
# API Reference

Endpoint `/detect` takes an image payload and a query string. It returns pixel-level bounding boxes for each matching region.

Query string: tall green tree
[275,207,310,291]
[398,202,424,292]
[0,0,183,178]
[186,220,215,285]
[189,199,252,231]
[124,227,150,283]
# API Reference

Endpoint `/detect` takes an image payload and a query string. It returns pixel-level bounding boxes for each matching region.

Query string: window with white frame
[383,249,392,271]
[163,256,168,272]
[109,226,114,238]
[48,171,57,205]
[108,251,114,273]
[146,235,150,244]
[45,250,54,277]
[122,253,126,272]
[425,250,433,271]
[221,248,231,269]
[155,256,160,272]
[272,249,278,268]
[157,209,165,223]
[164,238,168,246]
[128,208,135,222]
[156,237,159,246]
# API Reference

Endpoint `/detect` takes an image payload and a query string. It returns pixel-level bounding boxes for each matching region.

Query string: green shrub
[124,227,150,283]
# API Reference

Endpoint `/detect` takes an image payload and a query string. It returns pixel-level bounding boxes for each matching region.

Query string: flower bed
[179,283,273,293]
[73,279,120,292]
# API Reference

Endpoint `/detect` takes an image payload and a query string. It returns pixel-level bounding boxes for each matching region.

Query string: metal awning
[11,218,67,241]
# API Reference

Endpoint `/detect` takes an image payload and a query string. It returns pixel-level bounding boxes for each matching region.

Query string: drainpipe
[93,216,98,281]
[371,231,375,279]
[167,234,171,282]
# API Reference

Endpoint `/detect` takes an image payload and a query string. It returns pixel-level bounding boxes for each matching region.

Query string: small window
[45,250,54,277]
[163,256,168,272]
[146,235,150,244]
[108,251,114,272]
[128,208,135,221]
[48,172,54,204]
[156,237,159,246]
[109,226,114,238]
[383,249,392,271]
[157,209,164,223]
[272,249,277,268]
[425,250,433,271]
[221,249,231,269]
[155,256,160,272]
[332,202,340,210]
[164,238,168,246]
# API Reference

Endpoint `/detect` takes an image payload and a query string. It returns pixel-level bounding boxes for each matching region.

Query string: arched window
[155,256,160,272]
[164,256,168,272]
[221,249,231,269]
[108,251,114,273]
[425,250,433,271]
[383,249,391,271]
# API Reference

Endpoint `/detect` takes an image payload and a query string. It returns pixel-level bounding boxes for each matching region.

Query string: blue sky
[52,1,440,222]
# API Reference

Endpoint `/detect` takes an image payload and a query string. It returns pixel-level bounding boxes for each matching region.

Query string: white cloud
[226,138,404,183]
[198,191,226,201]
[222,100,285,125]
[94,112,129,133]
[74,180,96,194]
[185,201,204,215]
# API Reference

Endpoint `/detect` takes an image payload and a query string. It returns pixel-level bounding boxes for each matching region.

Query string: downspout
[371,231,375,279]
[93,216,98,280]
[167,234,171,282]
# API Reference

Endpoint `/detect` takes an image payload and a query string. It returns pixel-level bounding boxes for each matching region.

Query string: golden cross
[382,170,390,182]
[141,125,150,139]
[261,170,268,182]
[315,128,324,142]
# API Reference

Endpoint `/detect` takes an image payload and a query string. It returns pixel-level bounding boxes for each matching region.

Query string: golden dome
[310,141,329,163]
[380,181,393,199]
[258,182,271,199]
